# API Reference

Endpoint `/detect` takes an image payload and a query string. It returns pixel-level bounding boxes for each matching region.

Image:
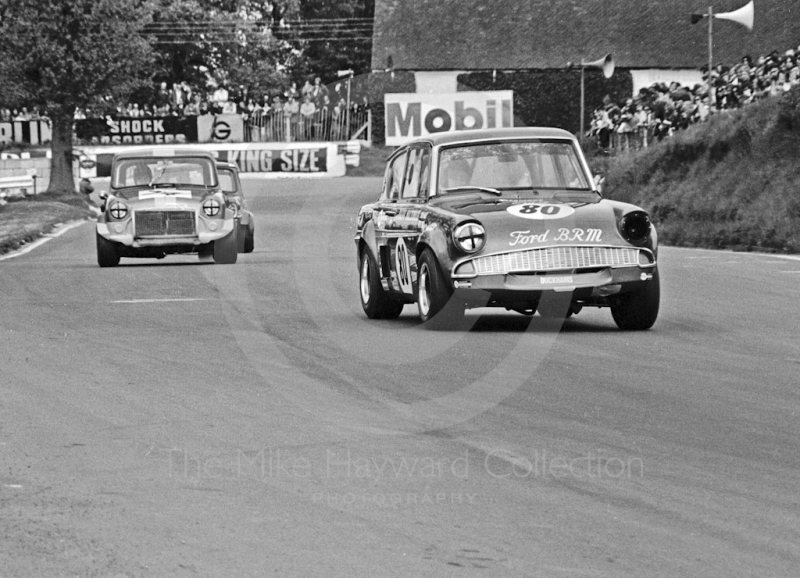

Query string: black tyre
[417,248,464,329]
[244,225,254,253]
[610,267,660,330]
[213,229,238,264]
[359,249,404,319]
[96,232,120,268]
[236,220,246,253]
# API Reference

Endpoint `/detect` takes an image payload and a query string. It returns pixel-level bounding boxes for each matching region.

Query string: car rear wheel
[610,267,660,330]
[244,224,254,253]
[236,219,246,253]
[417,248,464,329]
[96,232,120,268]
[360,249,404,319]
[213,229,238,264]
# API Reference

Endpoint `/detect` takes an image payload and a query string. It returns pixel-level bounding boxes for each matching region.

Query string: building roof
[372,0,800,71]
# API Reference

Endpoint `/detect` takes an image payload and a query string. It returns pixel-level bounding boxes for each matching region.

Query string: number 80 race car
[355,127,659,330]
[96,150,239,266]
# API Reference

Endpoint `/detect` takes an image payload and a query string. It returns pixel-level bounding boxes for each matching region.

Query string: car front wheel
[96,232,120,268]
[417,249,464,329]
[213,229,238,264]
[360,249,403,319]
[610,267,660,330]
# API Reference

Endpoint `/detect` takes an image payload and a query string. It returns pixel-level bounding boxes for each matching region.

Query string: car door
[375,145,431,297]
[372,148,407,293]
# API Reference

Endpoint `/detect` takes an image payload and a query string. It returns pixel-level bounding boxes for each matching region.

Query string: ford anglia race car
[96,150,239,266]
[355,127,659,330]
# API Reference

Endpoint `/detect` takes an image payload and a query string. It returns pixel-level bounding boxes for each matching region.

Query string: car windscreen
[217,170,238,194]
[112,157,217,189]
[437,140,592,197]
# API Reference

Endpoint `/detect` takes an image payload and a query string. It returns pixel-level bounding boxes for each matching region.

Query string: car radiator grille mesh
[135,211,196,237]
[470,246,640,275]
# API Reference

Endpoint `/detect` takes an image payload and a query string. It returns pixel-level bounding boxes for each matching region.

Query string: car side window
[384,151,408,200]
[402,147,431,199]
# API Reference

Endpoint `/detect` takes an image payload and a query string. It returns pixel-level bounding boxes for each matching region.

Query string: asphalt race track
[1,177,799,577]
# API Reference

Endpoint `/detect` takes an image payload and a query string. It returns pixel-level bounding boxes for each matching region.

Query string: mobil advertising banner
[384,91,514,146]
[76,142,345,180]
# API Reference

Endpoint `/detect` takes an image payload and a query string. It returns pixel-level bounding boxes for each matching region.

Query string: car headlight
[202,197,221,217]
[619,211,651,243]
[454,222,486,253]
[108,200,128,220]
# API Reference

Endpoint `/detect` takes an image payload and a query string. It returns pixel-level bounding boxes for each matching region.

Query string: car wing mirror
[593,174,605,194]
[98,191,108,200]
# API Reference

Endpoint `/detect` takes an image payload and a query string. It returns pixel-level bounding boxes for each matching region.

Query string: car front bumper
[97,219,235,247]
[451,265,656,298]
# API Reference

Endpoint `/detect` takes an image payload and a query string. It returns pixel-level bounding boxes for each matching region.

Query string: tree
[145,0,293,105]
[0,0,153,194]
[279,0,374,83]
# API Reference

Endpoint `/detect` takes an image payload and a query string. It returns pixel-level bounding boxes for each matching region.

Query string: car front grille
[135,211,196,237]
[469,246,641,275]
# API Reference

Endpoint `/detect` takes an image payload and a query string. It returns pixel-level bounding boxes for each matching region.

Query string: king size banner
[74,116,199,145]
[217,147,327,173]
[75,143,344,180]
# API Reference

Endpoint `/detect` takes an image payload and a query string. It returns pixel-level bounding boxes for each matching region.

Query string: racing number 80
[519,205,561,215]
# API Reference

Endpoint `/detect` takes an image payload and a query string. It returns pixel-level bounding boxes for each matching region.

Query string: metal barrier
[0,174,36,197]
[245,108,371,143]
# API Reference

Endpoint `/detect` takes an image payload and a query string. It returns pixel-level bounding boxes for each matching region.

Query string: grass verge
[597,91,800,254]
[0,193,93,256]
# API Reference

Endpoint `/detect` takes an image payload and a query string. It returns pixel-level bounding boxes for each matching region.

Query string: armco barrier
[0,156,52,194]
[0,141,360,192]
[75,141,359,180]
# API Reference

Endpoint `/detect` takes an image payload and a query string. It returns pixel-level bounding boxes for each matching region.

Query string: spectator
[222,99,238,114]
[316,94,332,139]
[283,94,299,138]
[301,78,314,100]
[156,82,172,110]
[299,94,317,139]
[311,76,330,105]
[213,84,229,112]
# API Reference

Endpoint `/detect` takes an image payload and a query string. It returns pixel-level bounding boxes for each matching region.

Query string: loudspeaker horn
[583,53,615,79]
[714,0,754,31]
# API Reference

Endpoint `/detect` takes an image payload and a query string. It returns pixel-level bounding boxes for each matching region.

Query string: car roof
[401,127,576,149]
[111,149,217,162]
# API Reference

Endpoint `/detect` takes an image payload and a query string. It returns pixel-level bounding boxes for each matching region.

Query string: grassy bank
[0,194,93,255]
[596,90,800,254]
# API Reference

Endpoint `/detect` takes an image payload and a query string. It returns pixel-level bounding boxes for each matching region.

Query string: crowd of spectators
[2,75,372,142]
[589,45,800,151]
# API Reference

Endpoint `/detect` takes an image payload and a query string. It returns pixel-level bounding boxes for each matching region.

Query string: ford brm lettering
[354,127,660,330]
[384,92,514,146]
[95,149,240,266]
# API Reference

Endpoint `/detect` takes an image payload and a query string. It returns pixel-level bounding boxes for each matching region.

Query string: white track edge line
[0,219,90,262]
